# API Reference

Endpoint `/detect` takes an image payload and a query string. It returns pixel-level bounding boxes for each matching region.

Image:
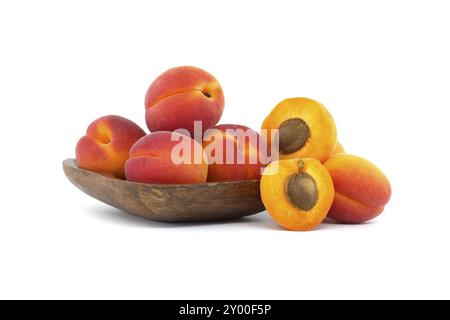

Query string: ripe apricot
[261,98,337,162]
[332,141,345,155]
[324,154,391,223]
[145,66,224,135]
[75,115,146,179]
[125,132,208,184]
[260,158,335,231]
[202,124,267,182]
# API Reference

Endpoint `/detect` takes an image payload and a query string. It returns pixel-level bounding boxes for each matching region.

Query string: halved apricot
[260,158,335,231]
[261,98,337,162]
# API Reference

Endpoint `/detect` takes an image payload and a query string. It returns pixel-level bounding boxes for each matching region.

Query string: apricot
[260,158,335,231]
[324,154,391,223]
[202,124,267,182]
[261,98,337,162]
[332,141,345,155]
[145,66,225,135]
[125,131,208,184]
[75,115,146,179]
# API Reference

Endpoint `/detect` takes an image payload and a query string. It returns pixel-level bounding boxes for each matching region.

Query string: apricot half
[261,98,337,162]
[324,154,391,223]
[260,158,335,231]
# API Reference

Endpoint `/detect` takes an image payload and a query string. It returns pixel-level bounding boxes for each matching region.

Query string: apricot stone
[286,172,318,211]
[278,118,310,154]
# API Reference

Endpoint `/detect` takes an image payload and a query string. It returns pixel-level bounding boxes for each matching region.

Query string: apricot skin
[203,124,266,182]
[125,131,208,184]
[75,115,146,179]
[145,66,224,135]
[323,154,391,223]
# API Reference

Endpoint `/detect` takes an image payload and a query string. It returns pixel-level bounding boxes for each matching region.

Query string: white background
[1,0,449,299]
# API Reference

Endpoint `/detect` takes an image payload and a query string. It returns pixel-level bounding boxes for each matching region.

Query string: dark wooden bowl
[63,159,265,222]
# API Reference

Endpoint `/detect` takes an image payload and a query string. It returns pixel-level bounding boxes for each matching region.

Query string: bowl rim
[63,158,261,189]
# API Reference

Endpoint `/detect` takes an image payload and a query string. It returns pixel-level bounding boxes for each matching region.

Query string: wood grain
[63,159,265,222]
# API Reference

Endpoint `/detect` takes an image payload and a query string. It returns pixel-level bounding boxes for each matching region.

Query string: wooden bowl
[63,159,265,222]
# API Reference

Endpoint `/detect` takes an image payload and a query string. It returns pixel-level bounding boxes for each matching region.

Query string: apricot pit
[286,168,318,211]
[278,119,311,154]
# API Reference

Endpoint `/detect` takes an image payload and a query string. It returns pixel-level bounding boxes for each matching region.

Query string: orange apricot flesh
[261,98,337,163]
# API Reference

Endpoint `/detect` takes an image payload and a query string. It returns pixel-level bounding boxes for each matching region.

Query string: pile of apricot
[75,66,391,231]
[260,98,391,230]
